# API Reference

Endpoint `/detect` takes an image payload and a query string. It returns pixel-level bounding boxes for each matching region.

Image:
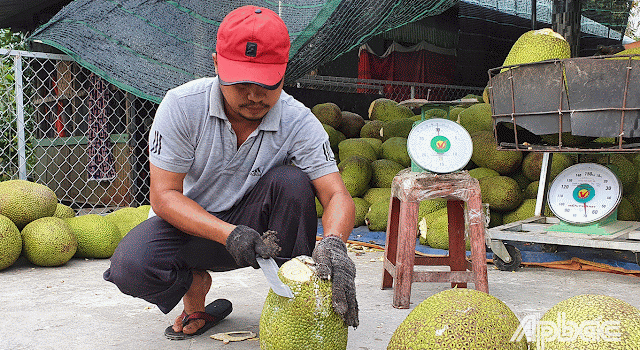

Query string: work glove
[312,235,359,328]
[226,226,280,269]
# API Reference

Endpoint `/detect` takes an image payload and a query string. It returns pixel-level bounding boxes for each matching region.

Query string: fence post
[13,53,27,180]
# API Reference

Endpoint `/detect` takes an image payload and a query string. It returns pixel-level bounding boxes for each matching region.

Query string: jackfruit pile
[0,179,149,271]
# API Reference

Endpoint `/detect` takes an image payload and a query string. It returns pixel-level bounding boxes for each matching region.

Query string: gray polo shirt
[148,77,338,214]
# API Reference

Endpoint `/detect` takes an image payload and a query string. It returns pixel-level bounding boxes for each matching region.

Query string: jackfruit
[137,204,151,218]
[501,28,571,72]
[361,137,383,158]
[353,198,369,227]
[482,85,490,104]
[65,214,120,258]
[360,120,385,140]
[511,171,532,191]
[323,124,346,155]
[388,288,527,350]
[521,152,574,182]
[380,118,414,141]
[597,154,637,194]
[312,102,342,129]
[503,198,537,224]
[471,131,522,175]
[0,214,21,270]
[365,198,390,232]
[0,179,58,229]
[610,46,640,59]
[338,156,373,197]
[381,137,411,168]
[338,138,377,163]
[370,159,405,188]
[468,167,499,180]
[21,217,77,267]
[369,98,414,122]
[524,181,539,199]
[53,203,75,219]
[617,197,637,221]
[105,207,148,239]
[259,256,348,350]
[425,213,449,249]
[535,294,640,349]
[337,111,365,139]
[458,103,493,134]
[479,176,524,212]
[540,132,595,147]
[362,188,391,206]
[315,197,324,218]
[448,106,465,122]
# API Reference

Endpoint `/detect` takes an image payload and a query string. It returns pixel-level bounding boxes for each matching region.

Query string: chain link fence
[0,49,483,214]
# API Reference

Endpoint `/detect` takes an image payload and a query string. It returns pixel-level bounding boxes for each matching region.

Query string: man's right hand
[225,226,280,269]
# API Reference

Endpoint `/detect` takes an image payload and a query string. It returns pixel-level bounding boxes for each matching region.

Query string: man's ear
[212,53,219,75]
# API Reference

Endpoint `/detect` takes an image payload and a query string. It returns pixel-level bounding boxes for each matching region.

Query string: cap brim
[217,54,286,90]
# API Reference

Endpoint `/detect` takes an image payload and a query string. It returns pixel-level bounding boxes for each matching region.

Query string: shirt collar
[209,77,281,132]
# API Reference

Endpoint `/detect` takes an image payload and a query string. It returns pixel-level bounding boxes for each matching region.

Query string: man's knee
[263,165,313,196]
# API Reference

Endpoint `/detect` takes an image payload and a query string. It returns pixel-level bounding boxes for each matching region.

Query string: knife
[256,256,294,298]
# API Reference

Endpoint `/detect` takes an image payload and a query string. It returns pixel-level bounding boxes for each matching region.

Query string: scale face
[406,118,473,173]
[547,163,622,225]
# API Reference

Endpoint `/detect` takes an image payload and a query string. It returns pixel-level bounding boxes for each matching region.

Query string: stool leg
[468,196,489,293]
[393,200,419,309]
[382,196,400,290]
[447,200,467,289]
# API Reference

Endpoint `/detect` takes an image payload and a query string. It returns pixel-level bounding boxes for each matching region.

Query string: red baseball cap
[216,6,290,90]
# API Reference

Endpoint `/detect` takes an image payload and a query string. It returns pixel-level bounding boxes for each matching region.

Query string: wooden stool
[381,169,489,308]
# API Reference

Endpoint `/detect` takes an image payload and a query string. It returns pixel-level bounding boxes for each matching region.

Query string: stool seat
[382,169,489,308]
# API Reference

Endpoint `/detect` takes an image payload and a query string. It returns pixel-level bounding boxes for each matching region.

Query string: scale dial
[406,118,473,173]
[547,163,622,225]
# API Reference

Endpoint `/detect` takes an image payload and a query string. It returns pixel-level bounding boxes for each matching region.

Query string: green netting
[28,0,457,104]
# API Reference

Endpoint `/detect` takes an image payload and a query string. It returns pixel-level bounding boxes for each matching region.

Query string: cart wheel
[493,244,522,271]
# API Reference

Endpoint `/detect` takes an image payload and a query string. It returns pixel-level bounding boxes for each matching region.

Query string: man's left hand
[312,235,359,328]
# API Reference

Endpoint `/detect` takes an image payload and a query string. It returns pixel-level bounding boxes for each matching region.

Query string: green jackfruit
[471,131,523,175]
[503,198,537,224]
[0,214,21,270]
[362,188,391,206]
[610,47,640,59]
[524,181,539,199]
[259,256,348,350]
[361,137,383,158]
[53,203,75,219]
[338,138,377,163]
[540,132,595,146]
[360,120,385,140]
[388,288,527,350]
[137,205,151,218]
[21,217,77,267]
[369,98,414,122]
[0,180,58,229]
[448,106,465,122]
[337,111,365,139]
[365,198,390,232]
[323,124,346,154]
[380,118,414,141]
[370,159,405,188]
[425,214,449,250]
[479,176,524,212]
[521,152,574,182]
[338,156,373,197]
[105,207,148,239]
[312,102,342,129]
[458,103,493,134]
[618,197,637,221]
[65,214,120,258]
[353,198,369,227]
[535,295,640,349]
[597,154,637,194]
[381,137,410,168]
[501,28,570,72]
[468,167,500,180]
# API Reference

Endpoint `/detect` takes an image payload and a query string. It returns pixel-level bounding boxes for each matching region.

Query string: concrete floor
[1,248,639,350]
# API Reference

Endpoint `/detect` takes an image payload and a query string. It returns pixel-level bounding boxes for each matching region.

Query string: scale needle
[584,203,587,216]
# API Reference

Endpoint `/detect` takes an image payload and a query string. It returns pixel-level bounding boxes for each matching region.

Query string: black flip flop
[164,299,233,340]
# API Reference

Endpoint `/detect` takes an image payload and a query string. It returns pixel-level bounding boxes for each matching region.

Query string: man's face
[213,53,283,122]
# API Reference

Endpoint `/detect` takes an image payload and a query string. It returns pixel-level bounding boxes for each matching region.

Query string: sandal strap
[182,311,218,326]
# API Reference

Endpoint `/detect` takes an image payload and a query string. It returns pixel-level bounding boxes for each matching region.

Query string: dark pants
[103,166,318,313]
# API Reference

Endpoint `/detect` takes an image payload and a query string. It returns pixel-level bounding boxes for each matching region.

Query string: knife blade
[256,256,294,298]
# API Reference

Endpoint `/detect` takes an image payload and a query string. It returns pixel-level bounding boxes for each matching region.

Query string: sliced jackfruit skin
[0,214,22,270]
[21,217,77,267]
[259,257,348,350]
[388,288,527,350]
[501,28,571,72]
[0,179,58,229]
[534,294,640,350]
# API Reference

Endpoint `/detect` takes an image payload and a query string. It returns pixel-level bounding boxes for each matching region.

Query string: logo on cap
[245,42,258,57]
